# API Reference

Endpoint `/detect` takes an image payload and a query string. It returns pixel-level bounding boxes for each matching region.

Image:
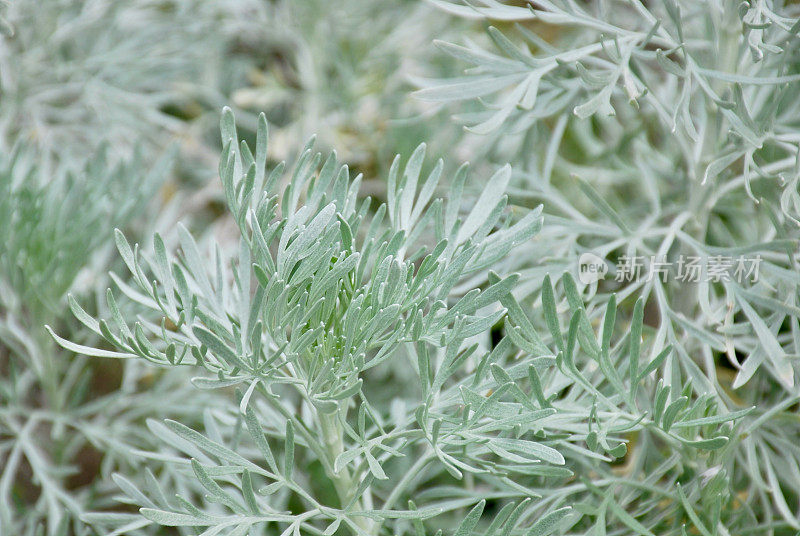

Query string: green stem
[318,411,354,502]
[381,449,433,512]
[318,410,374,534]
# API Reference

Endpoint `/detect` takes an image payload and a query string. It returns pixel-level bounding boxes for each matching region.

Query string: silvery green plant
[0,0,246,170]
[0,144,186,535]
[52,108,543,535]
[3,0,799,534]
[417,0,800,533]
[419,0,800,384]
[52,109,758,536]
[0,2,251,532]
[229,0,463,169]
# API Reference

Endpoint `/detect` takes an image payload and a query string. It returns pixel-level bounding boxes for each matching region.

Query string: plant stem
[382,449,433,512]
[318,411,354,502]
[318,409,375,534]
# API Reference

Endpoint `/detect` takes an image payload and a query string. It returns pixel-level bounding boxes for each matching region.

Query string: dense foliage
[2,1,800,535]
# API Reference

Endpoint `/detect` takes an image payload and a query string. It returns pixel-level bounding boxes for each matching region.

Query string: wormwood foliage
[230,0,456,165]
[53,108,550,534]
[420,0,800,388]
[418,2,800,532]
[51,109,766,536]
[0,145,176,535]
[0,0,235,164]
[5,0,800,534]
